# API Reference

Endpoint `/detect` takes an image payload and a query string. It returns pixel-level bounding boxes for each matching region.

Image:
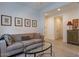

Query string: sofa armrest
[0,40,7,57]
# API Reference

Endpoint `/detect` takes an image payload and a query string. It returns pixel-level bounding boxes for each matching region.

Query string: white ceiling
[0,2,71,16]
[14,2,55,11]
[18,2,70,13]
[0,2,51,11]
[0,2,70,12]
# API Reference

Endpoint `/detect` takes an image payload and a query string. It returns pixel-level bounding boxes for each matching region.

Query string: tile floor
[16,39,79,57]
[53,39,79,57]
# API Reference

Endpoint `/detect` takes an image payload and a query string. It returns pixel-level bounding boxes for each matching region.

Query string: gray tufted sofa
[0,33,44,57]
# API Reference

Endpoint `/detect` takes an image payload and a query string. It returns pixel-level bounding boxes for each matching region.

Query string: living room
[0,2,79,57]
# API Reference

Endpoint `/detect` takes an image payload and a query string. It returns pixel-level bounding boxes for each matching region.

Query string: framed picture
[78,19,79,27]
[24,19,31,27]
[32,20,37,27]
[72,19,78,29]
[15,17,23,26]
[1,15,12,26]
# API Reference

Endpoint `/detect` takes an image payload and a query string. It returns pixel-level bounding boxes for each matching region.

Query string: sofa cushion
[7,42,23,52]
[21,36,31,41]
[6,48,23,57]
[12,34,22,42]
[22,39,43,47]
[33,33,41,39]
[21,33,34,39]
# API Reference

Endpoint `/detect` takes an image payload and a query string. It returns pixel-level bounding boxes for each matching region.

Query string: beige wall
[0,3,40,36]
[44,3,79,42]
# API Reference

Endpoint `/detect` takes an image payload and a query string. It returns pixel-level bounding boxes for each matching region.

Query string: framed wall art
[1,15,12,26]
[72,19,78,29]
[32,20,37,27]
[24,19,31,27]
[15,17,23,26]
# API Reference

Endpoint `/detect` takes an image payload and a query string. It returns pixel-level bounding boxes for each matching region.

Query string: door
[54,16,63,40]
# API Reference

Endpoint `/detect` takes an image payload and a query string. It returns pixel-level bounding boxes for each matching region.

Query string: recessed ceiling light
[57,8,61,11]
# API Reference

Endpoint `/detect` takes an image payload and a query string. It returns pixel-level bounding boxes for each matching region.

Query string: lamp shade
[67,21,72,25]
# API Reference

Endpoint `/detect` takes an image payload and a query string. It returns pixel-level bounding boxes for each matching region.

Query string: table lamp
[67,21,72,30]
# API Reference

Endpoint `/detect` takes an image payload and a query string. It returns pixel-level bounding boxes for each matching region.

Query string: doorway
[54,16,63,40]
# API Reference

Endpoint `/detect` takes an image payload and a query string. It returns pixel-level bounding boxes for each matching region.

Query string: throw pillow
[22,36,31,41]
[4,34,15,46]
[0,34,8,46]
[8,35,15,44]
[33,33,40,39]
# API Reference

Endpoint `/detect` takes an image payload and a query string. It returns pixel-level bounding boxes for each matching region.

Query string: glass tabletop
[24,42,52,54]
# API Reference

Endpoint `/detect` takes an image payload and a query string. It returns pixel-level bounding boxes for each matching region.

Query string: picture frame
[72,19,78,29]
[32,20,37,27]
[1,15,12,26]
[15,17,23,26]
[24,19,31,27]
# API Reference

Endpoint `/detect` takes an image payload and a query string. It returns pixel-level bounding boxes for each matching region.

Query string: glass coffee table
[24,42,55,57]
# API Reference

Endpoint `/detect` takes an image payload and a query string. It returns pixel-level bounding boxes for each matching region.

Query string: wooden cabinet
[67,29,79,45]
